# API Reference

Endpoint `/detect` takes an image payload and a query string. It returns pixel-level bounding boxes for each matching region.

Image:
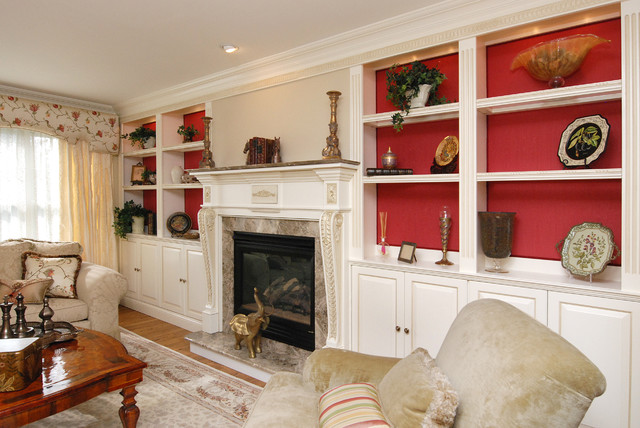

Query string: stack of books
[366,168,414,176]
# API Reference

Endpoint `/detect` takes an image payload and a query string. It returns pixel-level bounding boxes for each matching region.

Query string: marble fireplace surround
[191,160,359,352]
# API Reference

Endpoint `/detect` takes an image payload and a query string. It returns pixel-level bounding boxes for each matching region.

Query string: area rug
[27,329,262,427]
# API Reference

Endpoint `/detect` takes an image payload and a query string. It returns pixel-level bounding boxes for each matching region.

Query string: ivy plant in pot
[122,126,156,150]
[177,124,200,143]
[113,200,150,238]
[386,61,448,131]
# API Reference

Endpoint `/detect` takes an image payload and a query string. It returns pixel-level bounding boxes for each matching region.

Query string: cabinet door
[404,273,467,357]
[548,292,640,428]
[351,266,403,357]
[468,281,547,323]
[185,248,207,319]
[120,240,139,299]
[161,245,185,314]
[139,241,160,304]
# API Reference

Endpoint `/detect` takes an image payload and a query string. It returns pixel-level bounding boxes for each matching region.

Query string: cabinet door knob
[404,328,410,334]
[395,325,401,332]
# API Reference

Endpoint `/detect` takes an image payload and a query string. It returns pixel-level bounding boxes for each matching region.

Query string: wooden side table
[0,329,146,427]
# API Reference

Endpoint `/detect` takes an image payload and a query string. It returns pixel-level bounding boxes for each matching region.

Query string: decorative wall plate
[166,212,192,235]
[558,114,609,168]
[435,136,459,166]
[559,222,619,277]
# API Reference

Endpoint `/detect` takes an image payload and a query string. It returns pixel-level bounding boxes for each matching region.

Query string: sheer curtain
[0,128,61,241]
[59,140,118,270]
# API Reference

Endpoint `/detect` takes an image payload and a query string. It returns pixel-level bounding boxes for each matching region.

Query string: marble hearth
[187,160,358,381]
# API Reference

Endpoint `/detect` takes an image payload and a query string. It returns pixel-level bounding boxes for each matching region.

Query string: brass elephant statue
[229,288,271,358]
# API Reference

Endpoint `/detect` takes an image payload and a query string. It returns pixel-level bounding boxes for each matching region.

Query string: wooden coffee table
[0,329,147,427]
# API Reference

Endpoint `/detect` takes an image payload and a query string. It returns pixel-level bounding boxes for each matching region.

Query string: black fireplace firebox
[233,231,315,351]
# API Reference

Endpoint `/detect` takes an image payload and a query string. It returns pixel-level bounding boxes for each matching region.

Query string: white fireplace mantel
[190,160,359,349]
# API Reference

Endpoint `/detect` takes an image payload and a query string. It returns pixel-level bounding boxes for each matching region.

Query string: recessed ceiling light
[221,45,239,53]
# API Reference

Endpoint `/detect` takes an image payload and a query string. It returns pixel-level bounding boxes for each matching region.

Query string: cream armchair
[245,299,606,428]
[0,239,127,340]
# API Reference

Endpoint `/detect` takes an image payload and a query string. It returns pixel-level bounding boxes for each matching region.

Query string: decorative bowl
[510,34,609,88]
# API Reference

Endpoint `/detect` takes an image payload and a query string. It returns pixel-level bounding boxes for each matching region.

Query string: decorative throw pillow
[22,252,82,298]
[319,382,390,428]
[0,241,35,280]
[18,239,83,257]
[378,348,458,428]
[0,278,54,304]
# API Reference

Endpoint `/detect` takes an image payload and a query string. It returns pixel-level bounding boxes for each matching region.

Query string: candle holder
[436,206,454,265]
[322,91,342,159]
[199,116,215,168]
[378,212,389,256]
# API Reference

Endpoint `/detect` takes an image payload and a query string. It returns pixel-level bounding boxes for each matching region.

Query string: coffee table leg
[119,385,140,428]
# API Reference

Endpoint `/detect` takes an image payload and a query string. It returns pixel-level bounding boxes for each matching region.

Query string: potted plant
[386,61,448,131]
[113,200,150,238]
[141,169,156,185]
[177,124,199,142]
[122,126,156,149]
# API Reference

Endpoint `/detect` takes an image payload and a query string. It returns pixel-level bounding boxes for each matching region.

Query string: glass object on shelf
[381,147,397,169]
[378,212,389,256]
[510,34,610,88]
[436,206,454,266]
[478,211,516,273]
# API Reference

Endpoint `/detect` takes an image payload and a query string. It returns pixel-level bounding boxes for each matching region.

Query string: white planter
[132,216,145,234]
[171,165,184,184]
[408,84,432,108]
[143,137,156,149]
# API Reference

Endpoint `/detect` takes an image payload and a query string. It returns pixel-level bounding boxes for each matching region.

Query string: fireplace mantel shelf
[189,159,359,174]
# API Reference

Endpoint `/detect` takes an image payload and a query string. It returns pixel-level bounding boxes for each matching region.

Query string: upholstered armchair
[0,239,127,339]
[245,299,606,428]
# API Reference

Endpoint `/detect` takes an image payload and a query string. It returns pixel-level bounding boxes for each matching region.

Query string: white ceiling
[1,0,438,109]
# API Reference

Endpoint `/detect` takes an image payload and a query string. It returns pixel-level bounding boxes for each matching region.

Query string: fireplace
[233,231,315,351]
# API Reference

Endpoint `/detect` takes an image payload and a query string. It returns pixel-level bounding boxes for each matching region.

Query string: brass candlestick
[199,116,215,168]
[436,206,454,266]
[322,91,342,160]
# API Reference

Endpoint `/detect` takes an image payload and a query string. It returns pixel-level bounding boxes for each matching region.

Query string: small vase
[408,84,432,108]
[143,137,156,149]
[478,211,516,273]
[132,216,145,234]
[171,165,184,184]
[381,147,397,169]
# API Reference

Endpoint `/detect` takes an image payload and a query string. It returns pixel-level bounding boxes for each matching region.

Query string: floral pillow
[0,278,53,304]
[22,252,82,298]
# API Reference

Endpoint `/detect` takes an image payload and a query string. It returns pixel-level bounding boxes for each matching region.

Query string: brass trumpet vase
[478,211,516,273]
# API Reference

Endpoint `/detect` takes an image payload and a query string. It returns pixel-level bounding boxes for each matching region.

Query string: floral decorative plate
[558,115,609,168]
[166,212,192,236]
[559,222,619,277]
[435,136,459,166]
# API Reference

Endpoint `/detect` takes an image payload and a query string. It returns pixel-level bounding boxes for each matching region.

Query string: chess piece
[39,297,55,334]
[14,293,34,338]
[1,296,15,339]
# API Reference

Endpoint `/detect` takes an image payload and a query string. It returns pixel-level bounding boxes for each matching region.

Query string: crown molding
[116,0,615,121]
[0,84,116,114]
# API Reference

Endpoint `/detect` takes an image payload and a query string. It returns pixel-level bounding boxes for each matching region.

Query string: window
[0,128,60,241]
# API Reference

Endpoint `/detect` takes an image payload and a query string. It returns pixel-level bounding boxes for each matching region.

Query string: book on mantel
[366,168,414,176]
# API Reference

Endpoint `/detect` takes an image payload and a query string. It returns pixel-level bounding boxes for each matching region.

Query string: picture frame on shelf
[398,241,417,264]
[130,163,146,185]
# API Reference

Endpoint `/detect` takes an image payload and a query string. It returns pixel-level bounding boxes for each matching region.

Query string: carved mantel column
[319,210,343,347]
[198,207,217,333]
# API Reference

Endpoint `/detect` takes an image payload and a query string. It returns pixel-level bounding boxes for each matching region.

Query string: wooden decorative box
[0,337,43,392]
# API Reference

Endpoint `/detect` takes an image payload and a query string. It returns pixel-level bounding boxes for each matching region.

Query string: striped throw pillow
[318,382,390,428]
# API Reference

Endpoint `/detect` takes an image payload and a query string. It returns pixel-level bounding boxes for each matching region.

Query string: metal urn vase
[478,211,516,273]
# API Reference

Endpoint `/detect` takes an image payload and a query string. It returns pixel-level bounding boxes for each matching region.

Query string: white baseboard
[121,298,202,332]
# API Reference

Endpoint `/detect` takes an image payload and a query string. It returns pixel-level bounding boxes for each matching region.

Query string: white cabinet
[160,243,208,319]
[468,281,547,323]
[351,265,466,358]
[120,238,160,304]
[548,292,640,428]
[120,235,208,331]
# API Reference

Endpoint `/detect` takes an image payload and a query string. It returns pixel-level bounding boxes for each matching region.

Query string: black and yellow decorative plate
[558,115,609,168]
[166,212,192,235]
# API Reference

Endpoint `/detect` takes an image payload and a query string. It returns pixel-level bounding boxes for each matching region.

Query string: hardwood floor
[118,306,266,388]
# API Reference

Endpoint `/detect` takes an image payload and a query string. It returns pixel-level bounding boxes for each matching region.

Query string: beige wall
[209,68,351,167]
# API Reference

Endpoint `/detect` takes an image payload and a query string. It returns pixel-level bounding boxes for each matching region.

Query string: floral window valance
[0,94,119,155]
